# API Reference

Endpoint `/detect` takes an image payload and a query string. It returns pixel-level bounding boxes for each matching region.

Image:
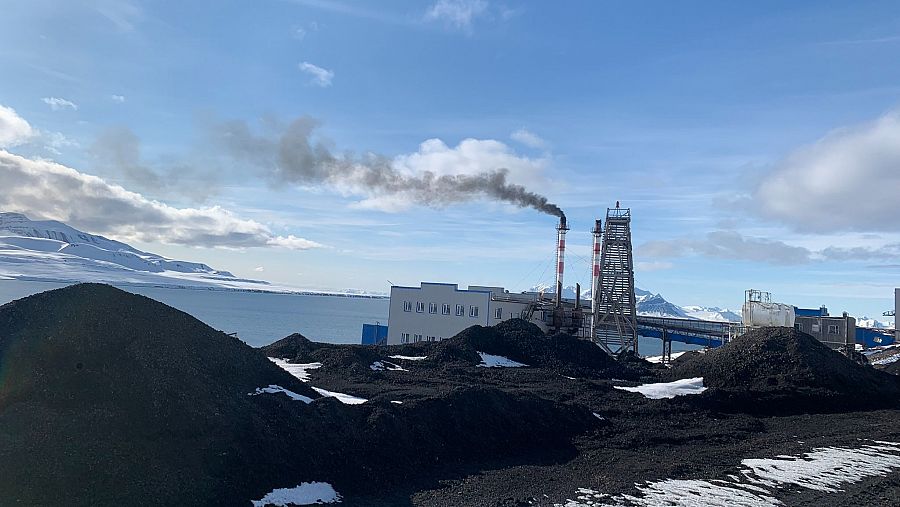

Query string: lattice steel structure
[592,206,638,354]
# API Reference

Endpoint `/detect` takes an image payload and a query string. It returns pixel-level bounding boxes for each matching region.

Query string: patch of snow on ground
[872,354,900,366]
[476,352,528,368]
[554,441,900,506]
[311,387,368,405]
[251,482,341,506]
[370,360,407,371]
[642,351,687,364]
[614,377,706,399]
[741,442,900,492]
[248,385,313,404]
[391,400,403,404]
[269,358,322,382]
[389,355,427,361]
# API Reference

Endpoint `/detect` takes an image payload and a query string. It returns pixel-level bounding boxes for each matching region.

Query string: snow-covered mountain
[0,212,271,290]
[856,317,895,329]
[527,284,741,322]
[681,305,743,323]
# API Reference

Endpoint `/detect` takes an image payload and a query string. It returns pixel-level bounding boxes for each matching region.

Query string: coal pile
[0,284,602,506]
[432,319,641,379]
[262,333,387,375]
[885,359,900,375]
[0,283,325,506]
[666,326,900,413]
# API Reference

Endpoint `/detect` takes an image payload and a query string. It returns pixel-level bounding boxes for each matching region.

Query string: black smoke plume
[214,117,563,217]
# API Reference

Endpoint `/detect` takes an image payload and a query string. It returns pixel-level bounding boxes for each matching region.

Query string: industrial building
[369,205,896,355]
[385,283,538,345]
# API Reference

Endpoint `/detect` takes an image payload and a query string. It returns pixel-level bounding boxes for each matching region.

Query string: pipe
[589,219,602,340]
[555,214,568,307]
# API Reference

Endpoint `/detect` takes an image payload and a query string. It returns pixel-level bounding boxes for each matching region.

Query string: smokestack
[590,219,602,339]
[555,214,568,307]
[575,283,581,309]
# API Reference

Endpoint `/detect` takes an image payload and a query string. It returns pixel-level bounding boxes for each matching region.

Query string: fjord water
[0,280,388,346]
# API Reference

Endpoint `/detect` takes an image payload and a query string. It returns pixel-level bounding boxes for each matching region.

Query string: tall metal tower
[593,205,638,354]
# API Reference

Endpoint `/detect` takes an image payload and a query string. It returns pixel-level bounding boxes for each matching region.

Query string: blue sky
[1,0,899,319]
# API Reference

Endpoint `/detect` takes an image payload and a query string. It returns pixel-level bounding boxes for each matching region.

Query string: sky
[1,0,899,320]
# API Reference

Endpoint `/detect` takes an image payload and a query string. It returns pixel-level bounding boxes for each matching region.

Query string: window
[469,305,479,318]
[828,324,839,335]
[416,302,425,313]
[427,335,435,342]
[494,307,503,319]
[414,334,422,342]
[403,301,412,312]
[520,310,528,319]
[811,323,820,333]
[429,302,438,314]
[794,323,802,331]
[401,333,410,343]
[442,304,451,315]
[456,304,465,316]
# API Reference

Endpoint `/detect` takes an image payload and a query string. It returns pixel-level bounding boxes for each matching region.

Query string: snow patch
[248,385,313,404]
[872,354,900,366]
[251,482,341,506]
[614,377,706,399]
[389,355,427,361]
[391,400,403,404]
[554,441,900,506]
[311,387,367,405]
[269,358,321,382]
[476,352,528,368]
[642,351,688,364]
[370,360,407,371]
[741,442,900,492]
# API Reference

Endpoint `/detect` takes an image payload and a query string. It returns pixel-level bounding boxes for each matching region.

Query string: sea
[0,279,389,347]
[0,279,694,355]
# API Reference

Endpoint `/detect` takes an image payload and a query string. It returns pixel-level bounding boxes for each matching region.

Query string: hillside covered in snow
[0,212,278,291]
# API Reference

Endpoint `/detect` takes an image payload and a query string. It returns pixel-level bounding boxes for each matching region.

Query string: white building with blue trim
[386,282,540,345]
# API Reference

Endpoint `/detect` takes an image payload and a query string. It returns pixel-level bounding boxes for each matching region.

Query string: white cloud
[0,105,35,148]
[298,62,334,87]
[393,137,546,182]
[0,149,323,251]
[639,231,812,265]
[42,97,78,111]
[41,131,79,154]
[755,111,900,232]
[510,128,547,149]
[254,266,265,272]
[111,94,126,103]
[424,0,487,30]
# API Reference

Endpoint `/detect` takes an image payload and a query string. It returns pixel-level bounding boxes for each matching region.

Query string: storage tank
[741,289,796,328]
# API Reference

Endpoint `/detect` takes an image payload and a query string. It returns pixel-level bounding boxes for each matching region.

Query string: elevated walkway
[636,315,744,348]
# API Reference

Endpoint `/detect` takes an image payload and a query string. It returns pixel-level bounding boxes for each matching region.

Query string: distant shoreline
[0,276,389,300]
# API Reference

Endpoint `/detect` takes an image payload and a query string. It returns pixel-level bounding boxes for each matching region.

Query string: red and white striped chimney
[590,219,602,338]
[555,215,568,307]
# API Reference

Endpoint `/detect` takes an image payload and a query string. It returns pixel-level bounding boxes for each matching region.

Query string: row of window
[402,301,488,318]
[797,322,840,335]
[399,333,439,344]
